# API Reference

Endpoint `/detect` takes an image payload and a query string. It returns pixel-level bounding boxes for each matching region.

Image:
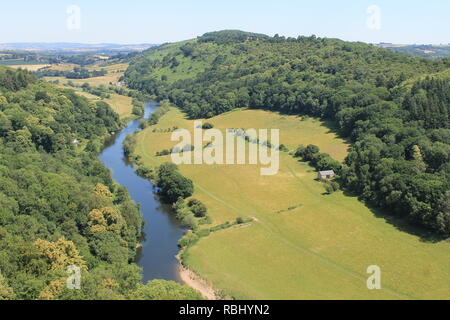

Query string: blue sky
[1,0,448,44]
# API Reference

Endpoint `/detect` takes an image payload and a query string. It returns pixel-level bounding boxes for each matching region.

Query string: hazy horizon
[0,36,449,47]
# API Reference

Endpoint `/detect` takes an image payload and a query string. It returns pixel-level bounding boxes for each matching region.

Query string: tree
[202,122,214,130]
[294,145,306,158]
[324,181,340,194]
[88,207,125,234]
[34,237,87,271]
[35,91,51,103]
[157,163,194,203]
[130,280,203,300]
[436,191,450,234]
[0,273,15,300]
[411,145,426,173]
[0,111,12,136]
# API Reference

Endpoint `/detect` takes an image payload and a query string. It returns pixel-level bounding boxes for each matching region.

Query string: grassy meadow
[133,107,450,300]
[9,64,50,71]
[44,62,128,86]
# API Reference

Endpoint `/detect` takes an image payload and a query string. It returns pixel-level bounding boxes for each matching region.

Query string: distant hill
[0,42,158,54]
[377,43,450,59]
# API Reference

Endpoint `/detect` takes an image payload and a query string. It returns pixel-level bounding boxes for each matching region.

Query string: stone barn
[318,170,335,180]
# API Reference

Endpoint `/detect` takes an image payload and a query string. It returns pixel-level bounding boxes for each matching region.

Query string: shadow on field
[342,189,449,244]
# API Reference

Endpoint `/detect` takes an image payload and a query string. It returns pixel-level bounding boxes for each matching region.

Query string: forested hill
[0,67,201,300]
[124,30,450,236]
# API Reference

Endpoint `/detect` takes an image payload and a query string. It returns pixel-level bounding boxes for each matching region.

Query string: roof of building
[318,170,335,176]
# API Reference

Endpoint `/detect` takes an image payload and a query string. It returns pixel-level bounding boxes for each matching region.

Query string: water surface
[99,101,184,283]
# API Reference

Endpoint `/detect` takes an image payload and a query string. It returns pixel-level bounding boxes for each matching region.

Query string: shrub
[202,122,214,130]
[123,134,137,156]
[324,181,340,194]
[195,229,211,238]
[278,144,289,152]
[188,199,208,218]
[178,232,199,248]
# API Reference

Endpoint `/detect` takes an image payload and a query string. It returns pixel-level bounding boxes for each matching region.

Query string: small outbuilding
[318,170,335,180]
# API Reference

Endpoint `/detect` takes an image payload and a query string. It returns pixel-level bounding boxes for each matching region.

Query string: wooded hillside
[0,67,201,300]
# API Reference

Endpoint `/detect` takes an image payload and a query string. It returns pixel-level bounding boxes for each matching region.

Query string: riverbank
[177,262,219,300]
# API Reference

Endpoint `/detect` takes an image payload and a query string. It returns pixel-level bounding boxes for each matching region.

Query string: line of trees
[37,66,107,79]
[156,162,194,203]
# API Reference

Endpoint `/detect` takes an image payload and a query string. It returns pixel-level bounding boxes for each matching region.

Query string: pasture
[44,62,127,87]
[133,107,450,299]
[9,64,50,71]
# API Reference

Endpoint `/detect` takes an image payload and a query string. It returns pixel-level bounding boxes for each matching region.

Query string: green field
[44,62,128,87]
[134,107,450,300]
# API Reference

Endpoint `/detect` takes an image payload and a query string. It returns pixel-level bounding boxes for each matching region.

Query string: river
[99,101,185,283]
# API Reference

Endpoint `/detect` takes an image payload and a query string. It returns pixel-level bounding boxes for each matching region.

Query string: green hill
[381,44,450,60]
[125,30,450,236]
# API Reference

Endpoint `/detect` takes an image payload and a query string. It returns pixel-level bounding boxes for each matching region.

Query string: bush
[324,181,340,194]
[139,119,149,129]
[236,217,245,224]
[155,149,171,157]
[194,228,211,238]
[135,166,153,179]
[278,144,289,152]
[188,199,208,218]
[123,134,137,156]
[131,99,144,117]
[178,232,199,248]
[181,214,198,229]
[236,217,253,224]
[202,122,214,130]
[210,221,232,232]
[294,145,306,158]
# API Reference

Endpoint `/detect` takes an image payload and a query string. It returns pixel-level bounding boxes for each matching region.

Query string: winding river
[99,101,185,283]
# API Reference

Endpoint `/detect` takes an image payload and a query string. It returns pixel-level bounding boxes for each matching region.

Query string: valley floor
[134,107,450,300]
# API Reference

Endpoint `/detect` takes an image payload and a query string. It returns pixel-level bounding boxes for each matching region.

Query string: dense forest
[124,30,450,236]
[0,67,201,300]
